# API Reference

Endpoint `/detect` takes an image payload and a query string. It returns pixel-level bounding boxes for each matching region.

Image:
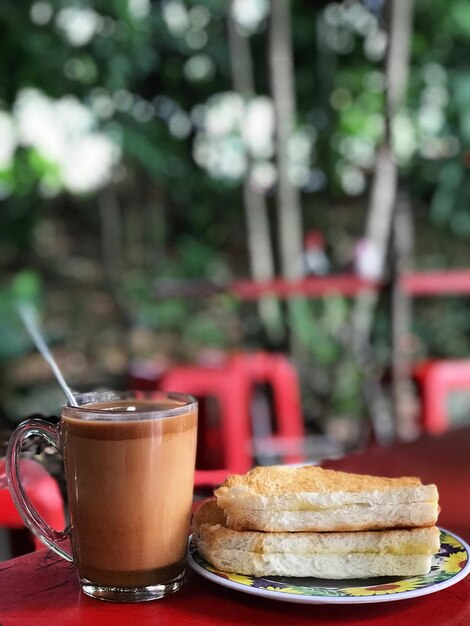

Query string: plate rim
[187,527,470,605]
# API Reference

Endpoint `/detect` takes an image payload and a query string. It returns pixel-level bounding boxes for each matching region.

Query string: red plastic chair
[414,359,470,434]
[230,352,305,462]
[0,458,66,552]
[131,351,306,487]
[159,358,253,485]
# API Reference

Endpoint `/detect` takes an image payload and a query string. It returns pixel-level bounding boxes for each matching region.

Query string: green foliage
[0,270,43,362]
[288,296,365,418]
[0,0,467,236]
[0,0,469,424]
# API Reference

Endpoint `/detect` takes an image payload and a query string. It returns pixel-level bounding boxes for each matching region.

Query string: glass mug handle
[5,419,72,562]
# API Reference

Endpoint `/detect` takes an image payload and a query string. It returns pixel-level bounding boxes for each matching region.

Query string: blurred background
[1,0,470,457]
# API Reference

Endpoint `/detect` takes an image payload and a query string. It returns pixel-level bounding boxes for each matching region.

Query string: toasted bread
[215,465,439,532]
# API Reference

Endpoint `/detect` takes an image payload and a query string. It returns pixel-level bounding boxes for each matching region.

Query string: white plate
[188,528,470,604]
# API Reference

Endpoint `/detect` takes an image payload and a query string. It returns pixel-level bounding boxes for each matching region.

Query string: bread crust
[215,465,439,532]
[215,465,431,497]
[198,549,434,578]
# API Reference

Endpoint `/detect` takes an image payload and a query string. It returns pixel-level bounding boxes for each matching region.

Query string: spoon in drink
[1,303,78,489]
[17,303,78,407]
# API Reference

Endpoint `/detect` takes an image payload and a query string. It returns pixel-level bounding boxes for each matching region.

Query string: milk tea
[61,398,197,587]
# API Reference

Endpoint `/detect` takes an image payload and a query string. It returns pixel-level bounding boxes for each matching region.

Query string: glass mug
[5,390,198,602]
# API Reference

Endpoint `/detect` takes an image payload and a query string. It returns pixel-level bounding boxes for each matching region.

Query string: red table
[1,428,470,626]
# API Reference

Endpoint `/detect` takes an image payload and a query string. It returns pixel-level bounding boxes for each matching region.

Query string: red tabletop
[1,428,470,626]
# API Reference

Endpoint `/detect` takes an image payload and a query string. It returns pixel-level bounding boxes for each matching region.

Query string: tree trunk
[391,193,419,440]
[268,0,303,281]
[268,0,306,357]
[351,0,415,443]
[98,187,133,346]
[228,0,283,341]
[362,0,414,279]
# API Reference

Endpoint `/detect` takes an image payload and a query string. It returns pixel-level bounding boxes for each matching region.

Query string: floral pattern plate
[188,528,470,604]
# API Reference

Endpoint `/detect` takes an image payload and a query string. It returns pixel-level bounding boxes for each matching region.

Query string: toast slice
[193,499,441,579]
[215,465,439,532]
